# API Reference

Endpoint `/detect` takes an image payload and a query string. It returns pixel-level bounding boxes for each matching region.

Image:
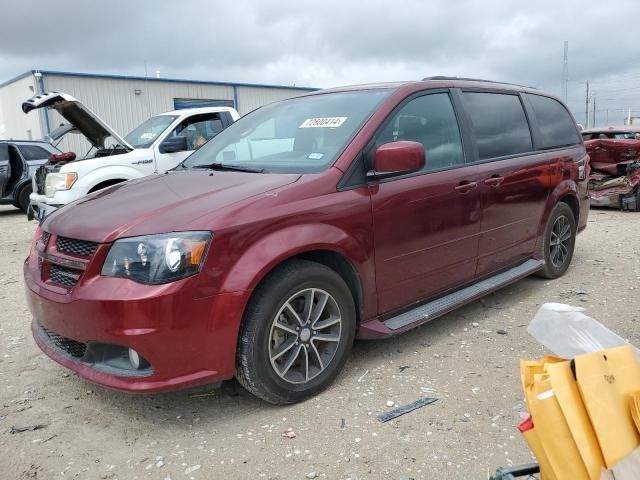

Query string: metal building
[0,69,316,151]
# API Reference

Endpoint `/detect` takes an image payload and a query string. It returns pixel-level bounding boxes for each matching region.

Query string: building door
[173,99,234,110]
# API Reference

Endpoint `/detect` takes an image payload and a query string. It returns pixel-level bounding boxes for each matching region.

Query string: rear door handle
[484,175,505,187]
[454,181,478,193]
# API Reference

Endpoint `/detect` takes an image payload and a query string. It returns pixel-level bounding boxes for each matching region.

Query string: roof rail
[421,76,537,89]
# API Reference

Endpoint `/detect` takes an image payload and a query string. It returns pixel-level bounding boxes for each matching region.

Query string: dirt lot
[1,205,639,480]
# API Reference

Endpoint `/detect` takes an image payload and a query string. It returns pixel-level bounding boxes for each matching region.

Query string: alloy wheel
[549,215,572,268]
[268,288,342,384]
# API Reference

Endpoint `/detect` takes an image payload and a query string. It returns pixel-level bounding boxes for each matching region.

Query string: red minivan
[24,78,589,404]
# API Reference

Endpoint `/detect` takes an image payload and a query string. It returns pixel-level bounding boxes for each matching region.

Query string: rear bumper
[24,259,250,392]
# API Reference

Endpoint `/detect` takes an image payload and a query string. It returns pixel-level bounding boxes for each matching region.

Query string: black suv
[0,140,60,212]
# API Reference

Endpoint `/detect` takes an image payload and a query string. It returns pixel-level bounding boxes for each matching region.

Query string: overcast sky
[1,0,639,126]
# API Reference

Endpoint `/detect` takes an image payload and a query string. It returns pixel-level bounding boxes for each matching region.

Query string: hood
[43,170,301,242]
[22,92,133,151]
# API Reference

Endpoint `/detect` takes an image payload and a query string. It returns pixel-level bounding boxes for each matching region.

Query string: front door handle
[484,175,505,188]
[454,181,478,193]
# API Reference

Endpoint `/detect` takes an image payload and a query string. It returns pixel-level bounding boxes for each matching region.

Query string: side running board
[383,259,545,331]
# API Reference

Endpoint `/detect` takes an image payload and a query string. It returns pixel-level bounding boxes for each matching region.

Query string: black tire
[236,259,356,405]
[17,184,32,213]
[535,202,577,279]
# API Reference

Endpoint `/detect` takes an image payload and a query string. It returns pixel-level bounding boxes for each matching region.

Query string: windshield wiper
[191,162,265,173]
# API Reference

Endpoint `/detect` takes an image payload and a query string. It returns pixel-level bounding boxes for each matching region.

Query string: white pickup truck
[23,92,239,220]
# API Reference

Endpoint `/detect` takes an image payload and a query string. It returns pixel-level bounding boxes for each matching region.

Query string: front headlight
[45,172,78,197]
[101,231,212,284]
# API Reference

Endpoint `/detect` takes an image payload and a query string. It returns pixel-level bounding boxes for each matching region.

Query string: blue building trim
[232,85,239,110]
[0,69,317,92]
[0,70,32,88]
[36,74,51,135]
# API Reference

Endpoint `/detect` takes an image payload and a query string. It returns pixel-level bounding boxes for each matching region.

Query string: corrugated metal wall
[235,85,307,115]
[0,75,43,141]
[41,74,312,155]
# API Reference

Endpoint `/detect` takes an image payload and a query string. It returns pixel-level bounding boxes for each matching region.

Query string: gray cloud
[1,0,639,125]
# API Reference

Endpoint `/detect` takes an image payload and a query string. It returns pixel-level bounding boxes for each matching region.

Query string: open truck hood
[44,123,77,145]
[22,92,133,151]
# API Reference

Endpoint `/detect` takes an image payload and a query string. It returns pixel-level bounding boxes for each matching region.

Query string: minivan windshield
[124,115,178,148]
[181,89,390,173]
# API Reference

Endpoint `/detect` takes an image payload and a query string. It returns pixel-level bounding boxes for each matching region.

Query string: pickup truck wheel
[236,259,356,404]
[17,184,32,213]
[536,202,576,279]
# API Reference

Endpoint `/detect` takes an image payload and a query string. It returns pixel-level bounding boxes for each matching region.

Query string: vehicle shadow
[82,274,550,428]
[0,207,25,217]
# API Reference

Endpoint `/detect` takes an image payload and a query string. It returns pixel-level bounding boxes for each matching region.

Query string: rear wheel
[17,184,32,213]
[536,202,576,279]
[236,260,356,404]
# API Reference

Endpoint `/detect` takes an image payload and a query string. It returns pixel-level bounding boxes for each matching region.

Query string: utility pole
[562,41,569,103]
[592,97,596,127]
[585,81,590,128]
[606,109,609,125]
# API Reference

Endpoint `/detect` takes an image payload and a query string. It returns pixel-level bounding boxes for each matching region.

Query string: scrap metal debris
[10,424,47,434]
[377,397,438,423]
[585,138,640,210]
[281,428,296,439]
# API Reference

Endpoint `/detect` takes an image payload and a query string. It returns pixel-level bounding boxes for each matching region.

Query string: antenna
[562,41,569,103]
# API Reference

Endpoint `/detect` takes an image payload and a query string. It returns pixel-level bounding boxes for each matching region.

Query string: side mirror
[159,135,188,153]
[370,141,425,179]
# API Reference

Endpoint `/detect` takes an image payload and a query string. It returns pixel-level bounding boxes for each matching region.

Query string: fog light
[128,348,142,369]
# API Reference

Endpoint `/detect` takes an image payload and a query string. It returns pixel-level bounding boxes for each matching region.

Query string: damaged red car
[582,126,640,210]
[24,78,589,404]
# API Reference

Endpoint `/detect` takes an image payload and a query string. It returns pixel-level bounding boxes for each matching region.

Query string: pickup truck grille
[34,165,48,195]
[56,236,97,257]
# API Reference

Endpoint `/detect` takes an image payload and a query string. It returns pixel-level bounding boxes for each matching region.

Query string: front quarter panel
[194,175,377,321]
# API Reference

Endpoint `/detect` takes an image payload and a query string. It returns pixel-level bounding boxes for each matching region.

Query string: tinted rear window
[462,92,533,160]
[528,94,580,149]
[18,144,51,160]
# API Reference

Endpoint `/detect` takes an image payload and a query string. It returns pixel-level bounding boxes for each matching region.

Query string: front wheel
[17,184,32,213]
[536,202,577,279]
[236,260,356,404]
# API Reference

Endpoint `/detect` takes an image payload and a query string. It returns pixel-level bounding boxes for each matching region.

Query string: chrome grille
[49,264,80,287]
[56,236,97,257]
[40,325,87,358]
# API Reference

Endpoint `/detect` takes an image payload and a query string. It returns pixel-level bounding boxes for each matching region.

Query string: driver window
[376,93,464,171]
[169,113,224,150]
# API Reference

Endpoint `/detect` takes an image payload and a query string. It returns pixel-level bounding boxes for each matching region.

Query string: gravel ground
[1,204,639,480]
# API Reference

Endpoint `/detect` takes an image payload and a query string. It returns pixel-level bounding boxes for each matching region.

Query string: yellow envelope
[575,345,640,467]
[546,361,605,480]
[519,415,558,480]
[630,391,640,435]
[529,372,590,479]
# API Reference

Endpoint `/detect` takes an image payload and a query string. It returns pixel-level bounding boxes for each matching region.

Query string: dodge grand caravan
[24,77,589,404]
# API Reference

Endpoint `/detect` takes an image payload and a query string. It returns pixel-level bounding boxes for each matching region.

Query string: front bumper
[29,192,60,221]
[24,256,250,392]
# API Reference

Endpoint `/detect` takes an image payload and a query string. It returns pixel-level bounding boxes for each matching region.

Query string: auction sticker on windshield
[299,117,347,128]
